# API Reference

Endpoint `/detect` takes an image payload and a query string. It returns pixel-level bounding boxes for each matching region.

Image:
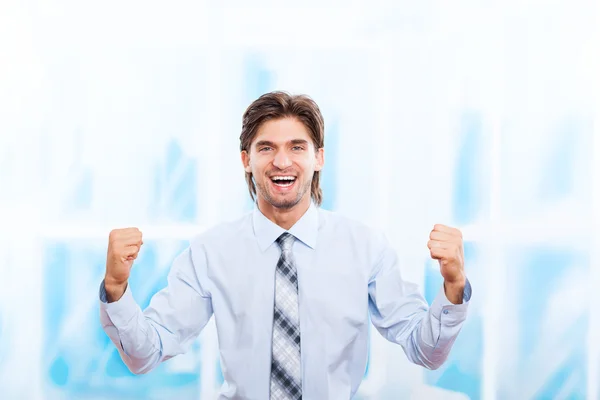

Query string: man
[100,91,472,399]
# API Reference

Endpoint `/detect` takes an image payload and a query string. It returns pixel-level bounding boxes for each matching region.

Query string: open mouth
[270,175,297,188]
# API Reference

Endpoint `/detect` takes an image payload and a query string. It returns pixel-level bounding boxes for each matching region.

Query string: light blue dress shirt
[100,203,472,399]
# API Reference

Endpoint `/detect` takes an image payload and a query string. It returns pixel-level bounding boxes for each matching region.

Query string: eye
[259,147,272,152]
[292,146,305,151]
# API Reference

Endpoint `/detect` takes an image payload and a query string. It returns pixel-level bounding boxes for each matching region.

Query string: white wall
[0,1,598,399]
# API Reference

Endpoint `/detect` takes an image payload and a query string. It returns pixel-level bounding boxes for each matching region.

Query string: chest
[206,244,371,332]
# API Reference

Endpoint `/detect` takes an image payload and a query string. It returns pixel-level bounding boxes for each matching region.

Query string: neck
[257,195,312,230]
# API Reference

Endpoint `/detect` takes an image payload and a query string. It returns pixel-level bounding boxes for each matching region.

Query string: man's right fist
[104,228,143,301]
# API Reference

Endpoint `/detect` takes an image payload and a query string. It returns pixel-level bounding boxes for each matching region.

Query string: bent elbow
[421,352,448,371]
[423,359,442,371]
[125,360,158,375]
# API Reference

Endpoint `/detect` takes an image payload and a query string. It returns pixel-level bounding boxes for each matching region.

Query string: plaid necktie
[270,232,302,400]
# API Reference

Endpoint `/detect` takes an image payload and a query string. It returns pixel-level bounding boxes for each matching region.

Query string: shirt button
[443,309,449,315]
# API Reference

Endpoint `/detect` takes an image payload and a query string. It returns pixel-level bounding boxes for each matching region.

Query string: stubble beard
[255,176,312,209]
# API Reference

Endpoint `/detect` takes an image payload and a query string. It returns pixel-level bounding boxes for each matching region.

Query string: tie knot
[276,232,295,252]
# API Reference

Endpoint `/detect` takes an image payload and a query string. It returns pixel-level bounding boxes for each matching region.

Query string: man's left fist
[427,224,466,285]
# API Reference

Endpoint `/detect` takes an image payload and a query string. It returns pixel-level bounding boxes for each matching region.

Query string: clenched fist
[104,228,143,302]
[427,224,466,304]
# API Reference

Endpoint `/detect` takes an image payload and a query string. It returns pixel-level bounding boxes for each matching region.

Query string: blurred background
[0,0,598,399]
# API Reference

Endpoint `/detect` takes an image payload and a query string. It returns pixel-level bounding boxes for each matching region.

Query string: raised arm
[99,228,213,374]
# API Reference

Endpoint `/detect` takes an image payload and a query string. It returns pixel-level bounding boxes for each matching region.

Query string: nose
[273,149,292,169]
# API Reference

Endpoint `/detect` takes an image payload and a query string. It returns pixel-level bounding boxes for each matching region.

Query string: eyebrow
[254,139,309,148]
[290,139,309,146]
[255,140,275,148]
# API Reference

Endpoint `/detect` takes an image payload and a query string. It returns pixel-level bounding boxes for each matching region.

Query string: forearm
[404,282,470,369]
[405,308,465,369]
[100,282,164,374]
[100,313,162,374]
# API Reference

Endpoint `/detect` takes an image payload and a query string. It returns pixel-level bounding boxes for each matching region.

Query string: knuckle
[109,228,127,241]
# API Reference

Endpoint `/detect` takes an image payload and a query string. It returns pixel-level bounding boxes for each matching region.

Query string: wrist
[104,275,128,302]
[444,274,466,290]
[443,274,466,304]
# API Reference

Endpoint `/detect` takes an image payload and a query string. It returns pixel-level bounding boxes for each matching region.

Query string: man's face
[241,117,324,209]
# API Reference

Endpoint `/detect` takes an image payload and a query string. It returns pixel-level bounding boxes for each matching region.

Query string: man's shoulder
[189,211,253,249]
[317,208,384,239]
[317,208,389,265]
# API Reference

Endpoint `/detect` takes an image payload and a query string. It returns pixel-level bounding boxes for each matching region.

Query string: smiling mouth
[270,176,297,188]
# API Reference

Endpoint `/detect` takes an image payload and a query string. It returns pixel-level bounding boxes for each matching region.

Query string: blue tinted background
[0,1,597,399]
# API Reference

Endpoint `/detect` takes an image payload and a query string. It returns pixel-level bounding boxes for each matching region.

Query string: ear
[241,150,252,173]
[314,147,325,172]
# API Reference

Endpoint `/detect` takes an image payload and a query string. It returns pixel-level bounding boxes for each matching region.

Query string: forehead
[252,117,312,145]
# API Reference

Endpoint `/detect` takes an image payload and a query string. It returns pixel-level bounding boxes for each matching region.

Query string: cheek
[297,158,316,175]
[250,156,269,174]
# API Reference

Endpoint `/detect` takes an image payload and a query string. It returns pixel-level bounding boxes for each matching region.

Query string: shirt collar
[252,201,319,252]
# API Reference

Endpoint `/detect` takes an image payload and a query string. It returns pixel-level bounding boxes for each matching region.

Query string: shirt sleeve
[99,245,213,374]
[368,237,471,370]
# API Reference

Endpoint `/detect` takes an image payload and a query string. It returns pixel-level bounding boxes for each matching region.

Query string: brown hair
[240,91,325,206]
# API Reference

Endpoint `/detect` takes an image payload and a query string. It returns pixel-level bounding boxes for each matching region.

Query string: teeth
[271,176,295,181]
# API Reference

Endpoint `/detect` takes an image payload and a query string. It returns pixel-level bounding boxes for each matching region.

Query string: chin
[259,189,304,210]
[267,195,302,210]
[256,179,310,210]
